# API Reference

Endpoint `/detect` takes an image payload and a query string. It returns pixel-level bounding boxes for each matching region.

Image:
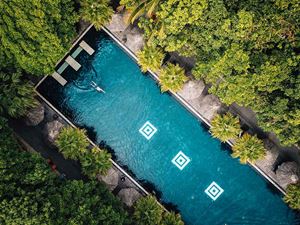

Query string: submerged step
[79,40,95,55]
[71,46,83,58]
[51,72,67,86]
[57,62,69,74]
[65,56,81,71]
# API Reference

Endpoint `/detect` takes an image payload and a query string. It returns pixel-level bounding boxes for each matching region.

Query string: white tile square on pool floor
[171,151,191,170]
[204,181,224,201]
[139,121,157,140]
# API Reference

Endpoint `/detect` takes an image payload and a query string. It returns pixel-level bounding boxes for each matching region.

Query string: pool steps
[57,62,68,74]
[51,72,67,86]
[65,56,81,71]
[79,40,95,55]
[71,46,83,58]
[51,40,95,86]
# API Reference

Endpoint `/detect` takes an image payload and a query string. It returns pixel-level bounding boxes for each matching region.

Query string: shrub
[232,133,266,164]
[161,212,184,225]
[159,63,187,92]
[137,45,165,73]
[79,0,114,30]
[210,113,241,142]
[81,147,112,177]
[0,71,37,118]
[284,184,300,210]
[55,127,89,160]
[134,195,163,225]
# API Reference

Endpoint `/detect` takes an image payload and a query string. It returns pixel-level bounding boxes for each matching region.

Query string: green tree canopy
[137,45,165,73]
[56,127,89,160]
[136,0,300,147]
[0,0,78,75]
[0,121,131,225]
[161,212,184,225]
[284,183,300,210]
[134,195,163,225]
[120,0,161,24]
[210,113,241,142]
[81,147,112,178]
[80,0,113,30]
[232,133,266,164]
[0,70,37,118]
[159,63,187,92]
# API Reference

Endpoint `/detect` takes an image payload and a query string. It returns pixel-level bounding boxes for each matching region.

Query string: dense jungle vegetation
[122,0,300,147]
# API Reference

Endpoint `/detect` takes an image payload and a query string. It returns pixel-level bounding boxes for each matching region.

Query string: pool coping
[34,24,286,208]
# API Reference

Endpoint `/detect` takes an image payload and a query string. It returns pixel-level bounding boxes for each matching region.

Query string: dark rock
[276,161,300,189]
[97,167,120,191]
[117,188,142,207]
[24,102,45,126]
[44,120,64,145]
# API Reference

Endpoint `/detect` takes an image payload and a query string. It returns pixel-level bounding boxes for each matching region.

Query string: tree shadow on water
[79,124,98,142]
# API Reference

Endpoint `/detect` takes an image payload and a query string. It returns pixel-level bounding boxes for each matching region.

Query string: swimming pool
[38,28,299,224]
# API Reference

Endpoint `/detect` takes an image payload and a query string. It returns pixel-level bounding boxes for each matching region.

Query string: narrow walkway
[9,119,84,180]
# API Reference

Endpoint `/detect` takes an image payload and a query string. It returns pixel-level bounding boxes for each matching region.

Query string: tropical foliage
[232,133,266,164]
[120,0,160,24]
[210,113,241,142]
[135,0,300,147]
[56,127,89,160]
[0,120,183,224]
[137,45,165,73]
[0,122,130,224]
[159,63,187,92]
[134,195,163,225]
[81,147,112,177]
[161,212,184,225]
[0,0,78,75]
[284,184,300,210]
[80,0,114,30]
[0,70,37,118]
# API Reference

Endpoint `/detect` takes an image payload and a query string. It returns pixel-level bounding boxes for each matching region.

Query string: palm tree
[0,71,37,118]
[159,63,187,92]
[232,133,266,164]
[134,195,163,225]
[81,147,112,178]
[284,184,300,210]
[79,0,113,30]
[137,45,165,73]
[120,0,161,24]
[210,113,241,142]
[55,127,89,160]
[161,212,184,225]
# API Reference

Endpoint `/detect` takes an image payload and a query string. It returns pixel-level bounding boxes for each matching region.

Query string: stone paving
[105,13,300,192]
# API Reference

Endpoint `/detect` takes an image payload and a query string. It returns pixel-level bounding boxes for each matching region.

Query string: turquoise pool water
[39,30,299,224]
